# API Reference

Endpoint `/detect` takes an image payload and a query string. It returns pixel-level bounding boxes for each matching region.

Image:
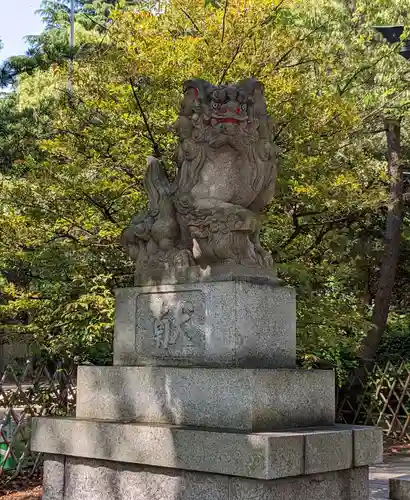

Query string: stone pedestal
[31,280,383,500]
[113,281,296,368]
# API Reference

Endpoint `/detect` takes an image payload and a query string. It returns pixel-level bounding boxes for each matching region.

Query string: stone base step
[31,418,382,480]
[43,456,370,500]
[76,366,335,431]
[390,476,410,499]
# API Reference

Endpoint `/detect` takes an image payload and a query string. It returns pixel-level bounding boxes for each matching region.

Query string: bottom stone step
[390,476,410,499]
[31,417,382,480]
[43,455,370,500]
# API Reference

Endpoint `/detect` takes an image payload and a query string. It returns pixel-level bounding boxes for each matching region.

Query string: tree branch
[221,0,228,43]
[218,42,244,85]
[260,0,286,26]
[280,205,301,248]
[339,47,399,96]
[129,78,160,157]
[82,11,108,32]
[179,7,210,46]
[273,24,325,70]
[218,1,288,84]
[79,191,119,224]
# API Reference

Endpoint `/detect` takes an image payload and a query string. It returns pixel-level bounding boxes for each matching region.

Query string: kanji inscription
[136,291,206,353]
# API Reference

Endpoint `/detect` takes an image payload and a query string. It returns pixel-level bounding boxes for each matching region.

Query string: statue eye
[212,102,221,109]
[240,104,247,111]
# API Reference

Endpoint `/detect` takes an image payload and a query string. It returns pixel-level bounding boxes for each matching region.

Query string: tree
[0,0,140,87]
[1,0,410,371]
[360,119,403,363]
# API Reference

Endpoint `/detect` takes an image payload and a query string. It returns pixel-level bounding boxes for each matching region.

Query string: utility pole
[68,0,75,104]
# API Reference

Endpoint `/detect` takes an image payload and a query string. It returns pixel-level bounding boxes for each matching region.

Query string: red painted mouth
[215,117,241,124]
[204,116,248,126]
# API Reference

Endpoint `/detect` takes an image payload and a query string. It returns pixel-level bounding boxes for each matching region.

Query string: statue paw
[174,249,194,268]
[256,247,274,268]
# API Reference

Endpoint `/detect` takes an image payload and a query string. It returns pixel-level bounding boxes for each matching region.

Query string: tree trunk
[359,118,403,364]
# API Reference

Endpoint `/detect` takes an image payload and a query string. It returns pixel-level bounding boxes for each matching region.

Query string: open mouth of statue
[210,117,247,126]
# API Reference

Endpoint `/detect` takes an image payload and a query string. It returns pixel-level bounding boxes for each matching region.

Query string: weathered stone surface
[390,476,410,499]
[348,466,370,500]
[126,263,280,287]
[121,79,278,284]
[335,424,383,467]
[32,417,304,479]
[42,454,65,500]
[43,456,370,500]
[114,282,296,368]
[64,458,230,500]
[76,366,334,431]
[32,418,380,479]
[295,427,353,475]
[230,466,369,500]
[353,425,384,468]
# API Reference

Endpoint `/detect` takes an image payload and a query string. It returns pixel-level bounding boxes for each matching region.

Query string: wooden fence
[0,359,76,481]
[336,360,410,442]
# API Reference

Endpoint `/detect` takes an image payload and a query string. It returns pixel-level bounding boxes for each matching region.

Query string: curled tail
[144,156,172,214]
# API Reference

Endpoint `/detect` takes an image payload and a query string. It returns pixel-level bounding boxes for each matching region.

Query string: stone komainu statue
[121,78,278,283]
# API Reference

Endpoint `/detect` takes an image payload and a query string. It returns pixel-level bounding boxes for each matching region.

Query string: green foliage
[299,343,360,386]
[378,314,410,364]
[1,0,410,367]
[0,0,138,87]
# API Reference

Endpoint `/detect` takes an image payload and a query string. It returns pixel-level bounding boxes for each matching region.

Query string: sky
[0,0,44,62]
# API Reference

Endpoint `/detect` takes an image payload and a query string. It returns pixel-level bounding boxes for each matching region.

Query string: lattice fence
[0,359,76,482]
[337,360,410,442]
